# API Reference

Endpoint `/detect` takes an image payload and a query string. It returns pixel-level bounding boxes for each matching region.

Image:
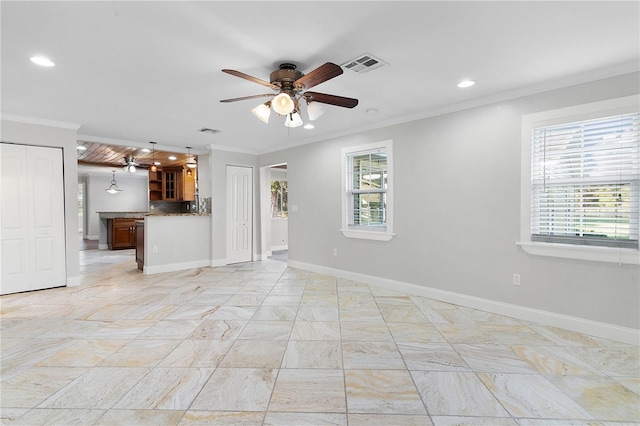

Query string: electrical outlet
[332,248,338,256]
[152,245,158,253]
[512,273,521,286]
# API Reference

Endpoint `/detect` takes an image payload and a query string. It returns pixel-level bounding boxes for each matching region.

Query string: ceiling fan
[123,155,142,173]
[220,62,358,127]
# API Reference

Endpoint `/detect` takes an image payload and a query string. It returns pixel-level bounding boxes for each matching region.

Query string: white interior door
[1,143,66,295]
[226,165,252,264]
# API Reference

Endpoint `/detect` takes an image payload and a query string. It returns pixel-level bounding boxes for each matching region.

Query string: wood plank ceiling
[77,141,196,169]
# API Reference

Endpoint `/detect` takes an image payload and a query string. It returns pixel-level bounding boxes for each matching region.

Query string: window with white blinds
[341,140,394,241]
[531,112,639,249]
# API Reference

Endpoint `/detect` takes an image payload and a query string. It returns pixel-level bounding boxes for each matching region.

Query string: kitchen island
[98,212,211,274]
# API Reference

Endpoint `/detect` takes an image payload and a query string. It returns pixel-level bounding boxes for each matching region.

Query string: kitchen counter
[98,211,210,219]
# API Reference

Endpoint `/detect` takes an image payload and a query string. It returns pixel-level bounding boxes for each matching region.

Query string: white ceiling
[2,1,638,155]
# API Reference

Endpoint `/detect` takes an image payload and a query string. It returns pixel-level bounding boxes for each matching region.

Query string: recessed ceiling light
[304,124,314,130]
[168,155,177,160]
[457,80,475,88]
[154,161,161,166]
[30,56,55,67]
[140,148,151,153]
[76,146,87,151]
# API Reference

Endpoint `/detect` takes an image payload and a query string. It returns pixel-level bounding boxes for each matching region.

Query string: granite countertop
[98,212,210,218]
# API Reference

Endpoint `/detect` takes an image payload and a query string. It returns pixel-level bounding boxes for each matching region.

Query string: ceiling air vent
[199,127,221,134]
[341,53,388,74]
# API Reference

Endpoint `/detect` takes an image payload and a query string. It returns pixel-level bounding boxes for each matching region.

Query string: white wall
[82,172,149,238]
[1,119,81,285]
[259,72,640,335]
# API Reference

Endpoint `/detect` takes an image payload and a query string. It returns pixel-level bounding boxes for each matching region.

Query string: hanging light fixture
[306,101,325,121]
[272,93,295,115]
[149,141,158,172]
[284,112,303,128]
[186,146,197,170]
[105,170,122,194]
[252,101,271,124]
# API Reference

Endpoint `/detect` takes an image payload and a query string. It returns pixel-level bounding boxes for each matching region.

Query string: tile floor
[1,249,638,425]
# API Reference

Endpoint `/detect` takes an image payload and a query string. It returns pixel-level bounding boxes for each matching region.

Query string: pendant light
[186,146,197,169]
[149,141,158,172]
[105,170,122,194]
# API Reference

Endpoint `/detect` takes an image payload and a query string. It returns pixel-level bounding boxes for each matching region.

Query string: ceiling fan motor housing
[271,63,304,93]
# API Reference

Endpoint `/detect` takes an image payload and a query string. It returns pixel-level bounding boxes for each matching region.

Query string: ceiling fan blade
[222,69,280,90]
[220,94,275,103]
[304,91,359,108]
[294,62,343,90]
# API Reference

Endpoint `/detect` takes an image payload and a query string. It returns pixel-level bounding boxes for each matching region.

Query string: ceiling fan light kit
[123,154,137,173]
[221,62,358,128]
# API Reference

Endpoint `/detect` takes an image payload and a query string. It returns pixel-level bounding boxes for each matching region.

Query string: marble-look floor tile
[565,346,640,377]
[0,366,88,408]
[97,409,184,425]
[159,339,233,367]
[264,412,347,425]
[190,367,276,411]
[35,339,128,367]
[613,376,640,395]
[348,413,433,426]
[296,306,340,321]
[207,306,258,320]
[138,319,203,339]
[282,340,342,369]
[188,319,246,340]
[123,303,180,320]
[7,408,106,425]
[340,322,393,342]
[89,319,156,339]
[39,366,151,409]
[251,306,297,321]
[269,368,346,412]
[342,341,406,369]
[114,367,213,410]
[547,374,640,422]
[387,322,447,343]
[398,342,470,371]
[430,416,517,425]
[478,373,592,419]
[238,320,293,340]
[511,345,604,376]
[345,369,426,414]
[164,304,220,320]
[339,308,384,322]
[379,306,428,323]
[290,321,341,340]
[179,410,264,425]
[411,371,509,417]
[100,339,180,367]
[529,325,603,347]
[219,339,287,368]
[454,344,536,374]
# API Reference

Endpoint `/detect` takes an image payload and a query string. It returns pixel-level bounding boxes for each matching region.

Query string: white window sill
[341,228,395,241]
[516,241,639,265]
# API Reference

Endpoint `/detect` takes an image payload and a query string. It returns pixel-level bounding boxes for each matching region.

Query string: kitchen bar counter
[98,211,210,219]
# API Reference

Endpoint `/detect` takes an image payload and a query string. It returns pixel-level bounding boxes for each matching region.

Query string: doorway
[226,165,253,264]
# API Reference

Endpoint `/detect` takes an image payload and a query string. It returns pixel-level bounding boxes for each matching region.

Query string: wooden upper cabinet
[148,167,196,201]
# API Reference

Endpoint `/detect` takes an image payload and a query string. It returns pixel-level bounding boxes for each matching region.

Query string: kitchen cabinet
[148,170,163,201]
[107,218,142,249]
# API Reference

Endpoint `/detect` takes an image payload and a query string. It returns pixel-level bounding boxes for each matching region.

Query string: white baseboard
[85,235,99,241]
[210,258,227,267]
[288,260,639,345]
[98,244,109,250]
[144,259,212,275]
[270,245,288,251]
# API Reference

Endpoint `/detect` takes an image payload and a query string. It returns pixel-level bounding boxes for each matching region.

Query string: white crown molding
[1,113,81,130]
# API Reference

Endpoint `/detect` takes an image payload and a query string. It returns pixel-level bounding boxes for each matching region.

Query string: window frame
[519,95,640,265]
[341,140,394,241]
